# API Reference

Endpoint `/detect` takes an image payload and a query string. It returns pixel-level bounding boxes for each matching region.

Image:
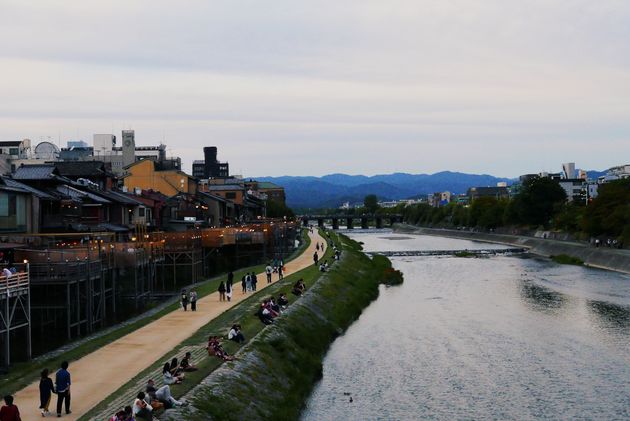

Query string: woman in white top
[162,362,181,385]
[132,392,152,420]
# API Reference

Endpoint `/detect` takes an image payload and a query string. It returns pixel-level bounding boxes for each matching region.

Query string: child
[39,368,55,417]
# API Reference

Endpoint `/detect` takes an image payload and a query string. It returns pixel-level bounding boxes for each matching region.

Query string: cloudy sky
[1,0,629,177]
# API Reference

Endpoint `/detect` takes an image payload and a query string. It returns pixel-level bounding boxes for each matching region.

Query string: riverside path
[14,230,325,421]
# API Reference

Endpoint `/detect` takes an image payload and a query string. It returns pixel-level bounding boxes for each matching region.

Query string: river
[301,230,630,420]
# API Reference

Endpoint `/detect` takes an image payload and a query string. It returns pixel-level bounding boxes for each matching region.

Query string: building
[192,147,229,179]
[122,159,196,197]
[467,186,510,202]
[557,179,586,202]
[244,180,286,204]
[562,162,576,179]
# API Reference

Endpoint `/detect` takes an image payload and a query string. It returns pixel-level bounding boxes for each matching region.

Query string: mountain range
[257,170,607,210]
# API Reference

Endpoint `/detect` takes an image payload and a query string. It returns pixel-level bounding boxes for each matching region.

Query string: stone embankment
[162,233,403,421]
[396,224,630,274]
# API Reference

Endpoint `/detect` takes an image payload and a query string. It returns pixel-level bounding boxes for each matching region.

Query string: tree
[581,179,630,239]
[364,194,379,214]
[266,200,295,219]
[513,177,567,227]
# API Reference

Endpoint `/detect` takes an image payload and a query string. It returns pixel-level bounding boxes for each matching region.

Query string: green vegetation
[0,230,310,397]
[363,194,379,213]
[266,199,295,218]
[454,251,476,258]
[403,178,630,247]
[164,231,402,421]
[550,254,584,266]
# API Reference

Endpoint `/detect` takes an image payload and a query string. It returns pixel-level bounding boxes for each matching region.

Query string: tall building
[122,130,136,168]
[192,146,229,179]
[562,162,575,179]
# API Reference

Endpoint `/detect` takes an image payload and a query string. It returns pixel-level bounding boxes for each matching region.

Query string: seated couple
[292,279,306,296]
[258,297,281,324]
[228,324,245,343]
[207,336,235,361]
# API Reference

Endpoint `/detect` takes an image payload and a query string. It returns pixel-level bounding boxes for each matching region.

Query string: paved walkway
[15,230,325,421]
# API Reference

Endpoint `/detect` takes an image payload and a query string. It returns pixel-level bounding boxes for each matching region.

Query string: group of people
[257,293,289,325]
[241,272,258,293]
[180,288,198,311]
[111,352,197,420]
[34,361,72,417]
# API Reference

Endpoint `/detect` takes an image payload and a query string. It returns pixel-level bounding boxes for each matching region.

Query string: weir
[369,248,527,257]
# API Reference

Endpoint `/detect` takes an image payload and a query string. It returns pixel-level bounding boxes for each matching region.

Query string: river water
[302,231,630,421]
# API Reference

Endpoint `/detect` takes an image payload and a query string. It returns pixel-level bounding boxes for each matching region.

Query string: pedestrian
[313,251,319,266]
[227,271,234,288]
[189,289,198,311]
[241,274,247,294]
[226,277,232,302]
[265,264,272,283]
[278,264,284,280]
[181,289,189,311]
[251,273,257,291]
[245,273,252,292]
[55,361,71,417]
[39,368,55,417]
[218,281,226,301]
[316,242,320,251]
[0,395,20,421]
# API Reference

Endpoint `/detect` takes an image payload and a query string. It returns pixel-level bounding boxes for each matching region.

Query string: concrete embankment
[395,224,630,274]
[162,233,403,421]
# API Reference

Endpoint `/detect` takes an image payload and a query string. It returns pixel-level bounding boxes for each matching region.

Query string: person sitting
[144,379,165,410]
[319,263,326,272]
[269,296,281,313]
[109,409,126,421]
[170,358,185,379]
[132,392,152,421]
[277,293,289,308]
[207,336,235,361]
[265,300,279,318]
[155,384,185,408]
[163,362,182,385]
[179,352,198,372]
[228,324,245,343]
[292,279,306,296]
[257,303,274,325]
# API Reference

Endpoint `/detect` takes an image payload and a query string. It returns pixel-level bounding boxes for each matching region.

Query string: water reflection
[303,232,630,421]
[519,280,567,314]
[589,300,630,331]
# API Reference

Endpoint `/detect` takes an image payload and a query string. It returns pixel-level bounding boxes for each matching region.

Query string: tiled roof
[13,164,57,180]
[0,141,22,147]
[0,177,56,200]
[54,161,107,177]
[55,185,112,204]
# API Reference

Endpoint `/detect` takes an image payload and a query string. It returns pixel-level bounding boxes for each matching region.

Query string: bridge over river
[301,214,403,230]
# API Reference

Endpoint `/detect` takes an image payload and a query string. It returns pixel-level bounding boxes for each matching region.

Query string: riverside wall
[395,224,630,274]
[162,233,402,421]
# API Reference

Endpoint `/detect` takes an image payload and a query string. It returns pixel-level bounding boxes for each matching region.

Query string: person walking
[316,242,320,251]
[226,277,232,302]
[218,281,226,301]
[313,251,319,266]
[241,274,247,294]
[55,361,71,417]
[278,260,284,280]
[181,289,189,311]
[39,368,55,417]
[251,273,258,291]
[245,273,252,292]
[189,289,198,311]
[265,264,272,283]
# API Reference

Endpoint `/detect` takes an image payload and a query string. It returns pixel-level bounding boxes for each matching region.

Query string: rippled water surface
[302,231,630,421]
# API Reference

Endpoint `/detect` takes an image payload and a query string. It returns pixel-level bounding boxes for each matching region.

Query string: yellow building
[122,160,197,197]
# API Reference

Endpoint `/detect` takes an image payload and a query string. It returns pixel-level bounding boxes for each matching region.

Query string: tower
[122,130,135,167]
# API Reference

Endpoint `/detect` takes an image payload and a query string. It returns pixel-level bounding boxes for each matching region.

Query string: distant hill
[256,171,515,209]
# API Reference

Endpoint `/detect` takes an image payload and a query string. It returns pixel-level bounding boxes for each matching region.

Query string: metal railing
[0,271,29,293]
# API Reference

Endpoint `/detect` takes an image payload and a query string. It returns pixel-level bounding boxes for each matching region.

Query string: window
[0,192,26,231]
[8,148,19,156]
[226,192,236,199]
[138,207,145,217]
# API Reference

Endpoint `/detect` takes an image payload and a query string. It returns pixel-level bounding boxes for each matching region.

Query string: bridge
[301,214,403,230]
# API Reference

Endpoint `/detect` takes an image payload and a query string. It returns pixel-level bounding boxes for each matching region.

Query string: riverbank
[162,232,403,421]
[395,224,630,274]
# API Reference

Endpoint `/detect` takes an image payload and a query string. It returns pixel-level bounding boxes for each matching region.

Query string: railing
[0,271,29,293]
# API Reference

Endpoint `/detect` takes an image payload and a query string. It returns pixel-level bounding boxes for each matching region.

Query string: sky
[1,0,629,177]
